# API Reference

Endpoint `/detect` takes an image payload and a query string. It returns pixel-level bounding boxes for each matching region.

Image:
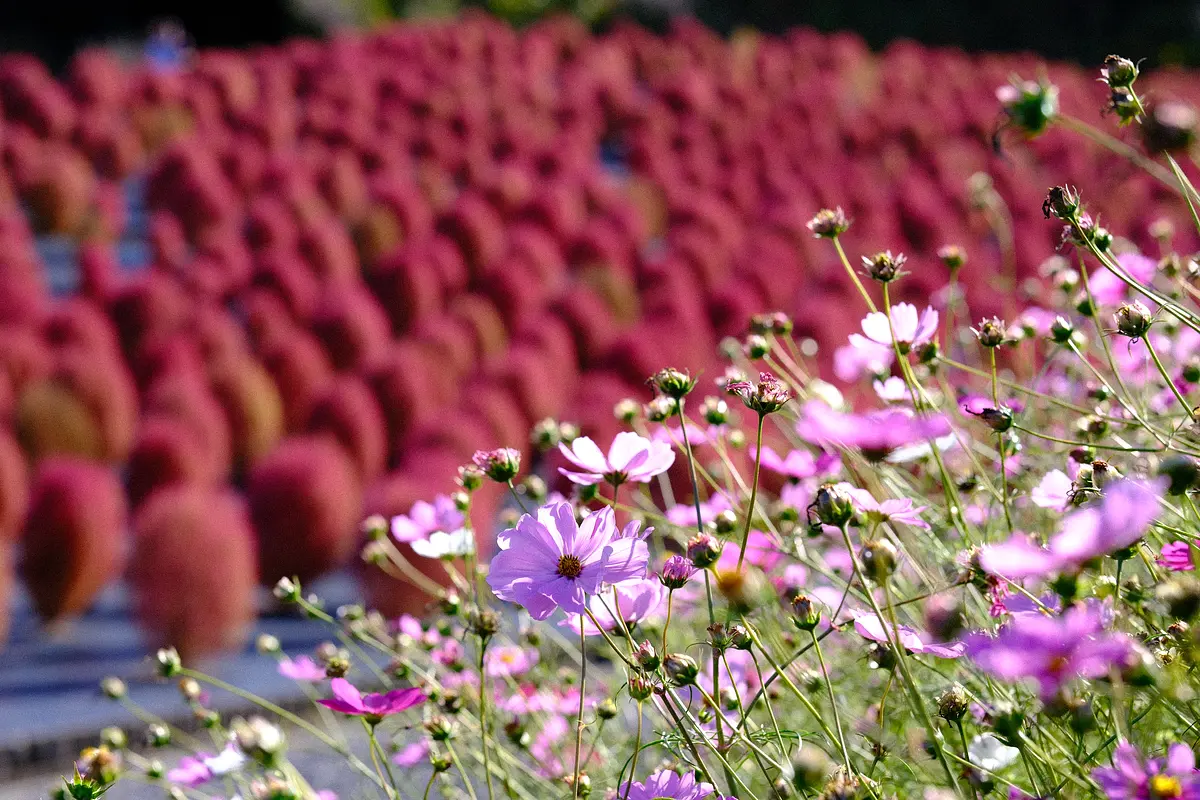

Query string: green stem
[572,619,587,800]
[833,236,878,312]
[1146,334,1196,421]
[477,641,497,800]
[622,703,644,800]
[812,629,852,772]
[736,415,766,571]
[990,349,1014,535]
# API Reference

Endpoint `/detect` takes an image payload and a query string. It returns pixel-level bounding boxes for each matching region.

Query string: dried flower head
[727,371,792,416]
[861,251,907,283]
[806,207,851,238]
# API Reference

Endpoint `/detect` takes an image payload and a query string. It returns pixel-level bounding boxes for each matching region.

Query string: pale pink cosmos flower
[836,483,929,529]
[753,446,841,480]
[874,376,910,403]
[390,495,465,543]
[850,303,939,355]
[1030,469,1073,512]
[853,614,965,658]
[666,493,732,526]
[485,645,539,678]
[834,341,893,381]
[277,655,326,682]
[559,577,667,636]
[558,432,675,486]
[392,740,430,767]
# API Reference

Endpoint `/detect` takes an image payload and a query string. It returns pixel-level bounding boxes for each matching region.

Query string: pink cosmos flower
[836,483,929,529]
[753,446,840,480]
[166,745,245,787]
[485,645,539,678]
[620,770,718,800]
[652,420,727,447]
[1161,542,1194,571]
[390,495,465,543]
[666,493,732,526]
[394,614,441,647]
[560,577,667,636]
[850,303,939,355]
[1093,741,1200,800]
[834,341,893,381]
[392,740,430,767]
[853,614,965,658]
[558,432,675,486]
[980,478,1165,579]
[715,529,781,572]
[487,502,650,619]
[966,603,1141,700]
[1030,469,1073,512]
[795,400,952,461]
[317,677,425,721]
[277,655,326,682]
[874,376,910,402]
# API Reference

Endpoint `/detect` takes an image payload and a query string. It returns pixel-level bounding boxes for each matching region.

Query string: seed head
[664,653,699,686]
[1114,301,1153,339]
[806,207,851,238]
[861,251,907,283]
[1101,55,1138,88]
[650,367,697,400]
[973,317,1009,348]
[937,684,969,722]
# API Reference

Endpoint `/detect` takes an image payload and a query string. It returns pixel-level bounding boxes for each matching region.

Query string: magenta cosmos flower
[558,432,675,486]
[621,770,719,800]
[1093,741,1200,800]
[1161,542,1194,571]
[965,603,1140,700]
[795,400,951,462]
[487,502,650,619]
[390,494,465,543]
[317,678,425,723]
[979,478,1164,579]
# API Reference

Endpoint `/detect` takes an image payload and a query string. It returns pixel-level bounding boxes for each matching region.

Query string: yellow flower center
[1151,774,1183,798]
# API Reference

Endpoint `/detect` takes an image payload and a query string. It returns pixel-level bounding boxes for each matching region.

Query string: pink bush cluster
[1,14,1199,657]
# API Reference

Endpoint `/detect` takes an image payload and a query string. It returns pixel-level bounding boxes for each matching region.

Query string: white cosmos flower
[411,528,475,560]
[203,745,246,777]
[968,734,1020,772]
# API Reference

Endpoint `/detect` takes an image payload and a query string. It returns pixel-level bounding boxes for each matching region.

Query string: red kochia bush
[247,435,363,585]
[130,485,257,660]
[125,415,218,508]
[208,355,286,471]
[0,431,28,542]
[306,375,388,482]
[261,330,336,432]
[19,457,128,621]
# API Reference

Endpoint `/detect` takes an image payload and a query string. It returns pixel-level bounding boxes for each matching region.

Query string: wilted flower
[488,503,650,620]
[861,251,907,283]
[472,448,521,482]
[559,432,675,486]
[807,207,851,238]
[726,371,792,415]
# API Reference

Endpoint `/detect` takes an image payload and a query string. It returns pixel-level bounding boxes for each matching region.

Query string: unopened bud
[973,317,1008,348]
[644,395,678,422]
[937,685,969,722]
[472,448,520,483]
[862,250,907,283]
[686,532,723,568]
[155,648,181,679]
[938,245,966,271]
[1101,55,1138,88]
[812,484,854,527]
[99,677,126,700]
[651,368,697,400]
[1114,301,1152,339]
[790,594,822,631]
[613,398,640,423]
[806,207,850,238]
[861,540,899,583]
[664,653,699,686]
[635,640,660,671]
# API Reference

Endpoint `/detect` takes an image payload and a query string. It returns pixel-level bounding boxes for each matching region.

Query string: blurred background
[1,0,1199,790]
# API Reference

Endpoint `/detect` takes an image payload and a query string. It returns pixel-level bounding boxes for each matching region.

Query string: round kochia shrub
[18,457,128,621]
[247,435,362,585]
[130,485,257,660]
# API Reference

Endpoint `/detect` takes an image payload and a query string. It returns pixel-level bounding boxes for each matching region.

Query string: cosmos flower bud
[596,698,618,720]
[1142,100,1198,154]
[613,398,640,423]
[713,509,738,535]
[972,405,1014,433]
[146,724,171,747]
[790,594,822,631]
[660,555,696,589]
[651,368,697,400]
[708,623,735,652]
[938,245,966,271]
[99,727,126,751]
[472,448,521,483]
[1108,86,1140,123]
[750,312,794,336]
[76,747,121,786]
[806,207,850,238]
[1159,454,1200,495]
[997,78,1058,135]
[862,251,907,283]
[1101,55,1138,88]
[644,395,678,422]
[273,577,300,602]
[937,685,969,722]
[973,317,1009,348]
[425,715,456,741]
[232,717,286,766]
[664,653,699,686]
[629,674,655,701]
[812,484,854,528]
[1049,316,1075,344]
[1042,185,1081,222]
[790,746,833,793]
[177,677,202,702]
[861,540,899,583]
[155,647,181,678]
[99,677,127,700]
[531,418,561,450]
[636,640,660,671]
[360,514,388,541]
[521,476,547,503]
[686,532,722,568]
[1114,301,1152,339]
[457,464,484,492]
[700,396,730,425]
[744,334,770,359]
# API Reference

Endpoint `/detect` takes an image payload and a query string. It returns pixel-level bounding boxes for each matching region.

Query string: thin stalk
[811,629,852,772]
[477,641,497,800]
[572,620,587,800]
[446,741,480,800]
[1146,334,1196,421]
[736,415,766,571]
[622,703,644,800]
[989,349,1014,534]
[832,236,878,311]
[507,480,531,514]
[363,720,403,800]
